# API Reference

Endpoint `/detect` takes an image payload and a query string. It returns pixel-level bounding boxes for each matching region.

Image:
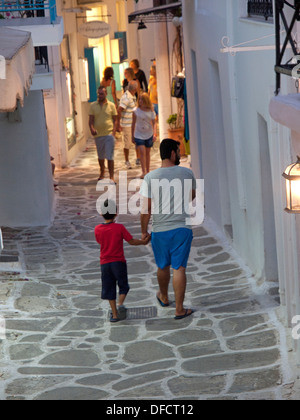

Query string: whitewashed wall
[0,91,54,227]
[182,0,300,362]
[182,0,285,284]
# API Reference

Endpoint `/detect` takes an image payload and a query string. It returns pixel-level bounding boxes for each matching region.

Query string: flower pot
[167,128,186,156]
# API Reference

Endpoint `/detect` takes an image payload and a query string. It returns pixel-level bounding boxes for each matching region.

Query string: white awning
[0,27,35,112]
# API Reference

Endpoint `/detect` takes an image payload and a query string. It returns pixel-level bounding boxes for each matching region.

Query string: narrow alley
[0,138,297,400]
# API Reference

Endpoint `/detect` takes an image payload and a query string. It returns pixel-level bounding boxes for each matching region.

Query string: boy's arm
[128,237,150,246]
[122,224,149,246]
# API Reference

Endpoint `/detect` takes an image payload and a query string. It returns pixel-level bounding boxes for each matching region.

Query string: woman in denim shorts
[132,93,157,179]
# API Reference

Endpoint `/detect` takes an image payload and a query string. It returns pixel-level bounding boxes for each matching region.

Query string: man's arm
[112,115,118,137]
[117,105,124,132]
[141,196,152,239]
[89,115,97,136]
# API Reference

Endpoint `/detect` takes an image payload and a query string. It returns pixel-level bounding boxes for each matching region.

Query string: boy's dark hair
[101,199,117,220]
[160,138,180,160]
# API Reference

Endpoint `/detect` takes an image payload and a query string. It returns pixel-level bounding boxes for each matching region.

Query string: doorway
[209,59,232,237]
[258,113,279,282]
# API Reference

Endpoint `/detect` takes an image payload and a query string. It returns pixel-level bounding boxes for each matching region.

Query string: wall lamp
[283,156,300,213]
[138,21,147,30]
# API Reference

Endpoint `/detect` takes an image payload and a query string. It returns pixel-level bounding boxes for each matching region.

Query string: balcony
[31,46,54,91]
[248,0,273,21]
[0,0,64,46]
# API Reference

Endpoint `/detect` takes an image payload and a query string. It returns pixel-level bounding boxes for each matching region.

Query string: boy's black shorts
[101,261,130,300]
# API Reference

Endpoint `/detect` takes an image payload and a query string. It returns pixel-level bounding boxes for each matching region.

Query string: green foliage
[167,114,178,129]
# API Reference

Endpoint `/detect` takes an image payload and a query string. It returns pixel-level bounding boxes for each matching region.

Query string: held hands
[141,232,151,245]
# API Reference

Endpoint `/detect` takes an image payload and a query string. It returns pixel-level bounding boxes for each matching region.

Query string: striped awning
[0,27,35,112]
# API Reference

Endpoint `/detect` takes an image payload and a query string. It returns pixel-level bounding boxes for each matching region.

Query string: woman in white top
[132,93,157,178]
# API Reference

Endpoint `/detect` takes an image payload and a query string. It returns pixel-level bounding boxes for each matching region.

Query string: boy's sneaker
[118,306,127,321]
[125,161,132,169]
[136,158,141,166]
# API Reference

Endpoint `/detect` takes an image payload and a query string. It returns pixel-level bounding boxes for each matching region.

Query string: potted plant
[167,107,186,156]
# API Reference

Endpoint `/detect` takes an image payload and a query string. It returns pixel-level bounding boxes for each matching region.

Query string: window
[248,0,273,21]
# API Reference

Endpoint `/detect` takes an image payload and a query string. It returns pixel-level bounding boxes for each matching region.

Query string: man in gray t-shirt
[140,139,196,320]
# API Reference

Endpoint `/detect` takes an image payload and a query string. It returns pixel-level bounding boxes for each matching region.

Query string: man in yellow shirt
[89,86,118,182]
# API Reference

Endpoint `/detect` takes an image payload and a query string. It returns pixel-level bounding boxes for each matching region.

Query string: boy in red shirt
[95,199,150,322]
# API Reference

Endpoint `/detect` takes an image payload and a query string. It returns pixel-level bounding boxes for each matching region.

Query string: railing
[248,0,273,21]
[35,46,49,71]
[0,0,57,23]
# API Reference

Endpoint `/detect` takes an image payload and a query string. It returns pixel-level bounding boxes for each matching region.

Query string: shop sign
[78,21,110,39]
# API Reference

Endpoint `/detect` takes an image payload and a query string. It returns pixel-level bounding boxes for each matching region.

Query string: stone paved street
[0,137,297,400]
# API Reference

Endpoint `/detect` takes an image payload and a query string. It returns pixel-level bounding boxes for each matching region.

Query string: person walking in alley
[122,67,141,166]
[130,59,148,92]
[95,199,150,322]
[89,86,118,183]
[140,139,196,320]
[117,81,138,170]
[132,93,157,178]
[101,67,118,110]
[122,67,140,97]
[148,65,158,118]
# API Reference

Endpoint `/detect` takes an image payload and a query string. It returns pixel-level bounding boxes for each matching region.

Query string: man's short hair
[128,81,138,93]
[160,139,180,160]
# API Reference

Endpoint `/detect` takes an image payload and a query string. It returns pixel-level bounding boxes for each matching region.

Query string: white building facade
[0,0,136,227]
[0,4,64,227]
[182,0,300,360]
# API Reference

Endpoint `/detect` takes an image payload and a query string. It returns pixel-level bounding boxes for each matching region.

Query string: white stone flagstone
[0,138,299,400]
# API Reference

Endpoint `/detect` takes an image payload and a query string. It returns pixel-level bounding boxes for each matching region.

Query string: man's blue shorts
[151,228,193,270]
[101,261,130,300]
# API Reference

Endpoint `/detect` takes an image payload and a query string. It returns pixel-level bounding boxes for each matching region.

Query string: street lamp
[283,156,300,213]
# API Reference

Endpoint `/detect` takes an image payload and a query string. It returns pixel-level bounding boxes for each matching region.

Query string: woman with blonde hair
[101,67,118,109]
[132,93,157,178]
[123,67,140,96]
